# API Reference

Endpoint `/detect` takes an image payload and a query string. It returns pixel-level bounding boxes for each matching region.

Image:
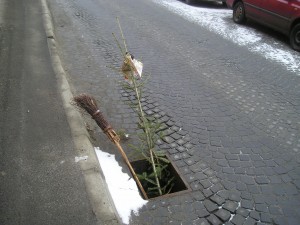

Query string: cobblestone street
[48,0,300,224]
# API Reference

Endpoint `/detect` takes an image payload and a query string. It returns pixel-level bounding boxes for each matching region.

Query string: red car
[226,0,300,51]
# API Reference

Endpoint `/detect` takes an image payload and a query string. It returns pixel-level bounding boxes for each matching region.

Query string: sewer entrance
[131,156,191,199]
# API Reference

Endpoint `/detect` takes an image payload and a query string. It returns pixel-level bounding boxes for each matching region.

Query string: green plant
[113,18,174,197]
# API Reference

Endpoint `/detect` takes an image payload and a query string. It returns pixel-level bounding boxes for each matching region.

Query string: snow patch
[153,0,300,74]
[74,155,88,162]
[94,147,148,224]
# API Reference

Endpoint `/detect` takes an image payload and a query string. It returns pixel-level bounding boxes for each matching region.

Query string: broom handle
[113,140,148,200]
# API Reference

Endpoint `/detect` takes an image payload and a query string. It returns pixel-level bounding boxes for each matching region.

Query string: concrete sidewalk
[0,0,119,224]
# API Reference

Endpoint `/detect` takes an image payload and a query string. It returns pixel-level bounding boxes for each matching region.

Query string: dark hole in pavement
[131,155,191,200]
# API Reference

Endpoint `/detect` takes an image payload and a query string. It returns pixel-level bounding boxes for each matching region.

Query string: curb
[40,0,120,224]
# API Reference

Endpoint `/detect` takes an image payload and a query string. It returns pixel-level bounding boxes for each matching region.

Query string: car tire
[185,0,194,5]
[290,23,300,52]
[233,1,246,24]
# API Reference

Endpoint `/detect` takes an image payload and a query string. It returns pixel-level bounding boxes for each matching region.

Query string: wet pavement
[47,0,300,224]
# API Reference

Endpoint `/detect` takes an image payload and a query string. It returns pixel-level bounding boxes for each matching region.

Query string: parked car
[226,0,300,51]
[185,0,227,6]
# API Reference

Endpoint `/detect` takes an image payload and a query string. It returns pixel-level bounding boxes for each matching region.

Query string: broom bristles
[73,93,111,132]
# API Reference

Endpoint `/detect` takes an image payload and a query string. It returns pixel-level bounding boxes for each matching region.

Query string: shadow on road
[179,0,228,9]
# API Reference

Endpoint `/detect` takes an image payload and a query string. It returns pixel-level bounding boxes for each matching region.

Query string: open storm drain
[131,155,191,199]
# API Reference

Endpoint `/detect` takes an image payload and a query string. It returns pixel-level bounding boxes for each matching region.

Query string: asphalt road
[46,0,300,224]
[0,0,111,224]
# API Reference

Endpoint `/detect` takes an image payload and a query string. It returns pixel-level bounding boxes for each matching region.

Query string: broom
[73,93,148,199]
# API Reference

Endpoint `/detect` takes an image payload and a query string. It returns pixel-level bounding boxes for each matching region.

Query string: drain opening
[131,155,191,199]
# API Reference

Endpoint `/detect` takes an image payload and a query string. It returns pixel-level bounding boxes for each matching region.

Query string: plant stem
[132,76,163,196]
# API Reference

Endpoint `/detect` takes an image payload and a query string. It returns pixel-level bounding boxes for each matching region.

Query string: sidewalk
[0,0,118,224]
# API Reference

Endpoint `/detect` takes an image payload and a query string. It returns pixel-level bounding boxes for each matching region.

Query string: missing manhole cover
[131,155,191,199]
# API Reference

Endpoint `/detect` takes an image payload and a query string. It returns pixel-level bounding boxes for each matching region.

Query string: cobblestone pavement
[48,0,300,224]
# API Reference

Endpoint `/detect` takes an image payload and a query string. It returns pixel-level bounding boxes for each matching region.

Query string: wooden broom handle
[105,129,148,200]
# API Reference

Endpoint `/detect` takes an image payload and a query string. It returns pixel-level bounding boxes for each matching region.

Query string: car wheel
[290,23,300,52]
[185,0,194,5]
[233,1,246,24]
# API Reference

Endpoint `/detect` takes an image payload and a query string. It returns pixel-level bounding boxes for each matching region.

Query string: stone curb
[40,0,120,224]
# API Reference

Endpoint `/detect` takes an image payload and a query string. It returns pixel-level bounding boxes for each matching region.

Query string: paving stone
[169,142,178,148]
[249,210,260,220]
[174,160,186,167]
[185,158,196,166]
[213,152,225,159]
[247,184,261,194]
[184,143,193,149]
[274,166,289,175]
[210,183,223,193]
[256,222,267,225]
[228,160,241,167]
[203,199,219,212]
[255,203,269,212]
[196,173,208,180]
[207,214,222,225]
[204,169,214,176]
[200,179,212,189]
[162,136,175,144]
[255,176,270,184]
[168,148,178,154]
[241,175,256,185]
[284,184,298,195]
[272,216,288,225]
[190,162,205,172]
[253,168,265,175]
[177,139,188,145]
[196,208,210,217]
[192,201,205,211]
[171,132,182,140]
[190,182,202,191]
[243,217,256,225]
[235,167,246,174]
[168,205,182,213]
[164,128,176,136]
[224,222,234,225]
[225,154,239,160]
[193,218,210,225]
[223,201,238,213]
[281,174,292,183]
[253,194,265,204]
[182,220,195,225]
[170,153,183,161]
[236,207,249,217]
[177,146,186,152]
[170,211,188,221]
[272,185,286,195]
[269,205,283,215]
[241,191,252,200]
[202,189,214,198]
[241,199,254,209]
[210,195,225,206]
[214,209,231,222]
[269,176,282,184]
[236,182,247,191]
[239,154,250,161]
[228,191,241,202]
[223,167,234,174]
[260,212,272,223]
[222,180,236,190]
[217,159,229,167]
[231,214,246,225]
[217,190,229,199]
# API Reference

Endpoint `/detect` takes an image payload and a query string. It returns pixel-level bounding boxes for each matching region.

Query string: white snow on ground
[94,147,148,225]
[152,0,300,75]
